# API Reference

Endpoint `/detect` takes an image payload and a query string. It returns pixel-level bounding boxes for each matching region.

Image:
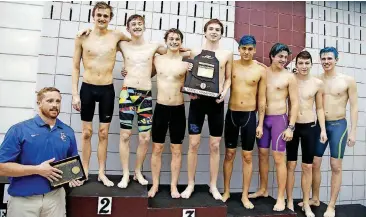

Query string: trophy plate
[182,50,220,98]
[49,155,86,189]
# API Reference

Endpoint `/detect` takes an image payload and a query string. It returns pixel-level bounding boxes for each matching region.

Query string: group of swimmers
[71,2,358,217]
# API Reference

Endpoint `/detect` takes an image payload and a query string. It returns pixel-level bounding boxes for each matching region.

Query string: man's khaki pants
[7,188,66,217]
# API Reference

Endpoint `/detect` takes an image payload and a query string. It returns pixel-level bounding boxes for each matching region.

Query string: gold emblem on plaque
[72,166,80,174]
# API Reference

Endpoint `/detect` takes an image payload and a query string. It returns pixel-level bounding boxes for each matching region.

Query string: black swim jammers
[80,82,115,123]
[152,103,186,144]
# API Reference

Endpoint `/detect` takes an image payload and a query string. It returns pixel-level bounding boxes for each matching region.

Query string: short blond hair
[37,87,60,102]
[92,1,114,19]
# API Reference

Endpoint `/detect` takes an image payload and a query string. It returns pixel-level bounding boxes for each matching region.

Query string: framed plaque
[49,155,86,189]
[181,50,220,98]
[197,62,214,78]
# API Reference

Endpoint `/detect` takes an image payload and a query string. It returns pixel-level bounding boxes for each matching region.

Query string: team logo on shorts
[190,124,200,133]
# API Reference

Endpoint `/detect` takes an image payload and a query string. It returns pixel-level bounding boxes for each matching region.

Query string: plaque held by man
[49,155,86,189]
[181,50,220,98]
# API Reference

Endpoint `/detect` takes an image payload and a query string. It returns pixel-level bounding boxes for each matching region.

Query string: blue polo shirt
[0,115,78,197]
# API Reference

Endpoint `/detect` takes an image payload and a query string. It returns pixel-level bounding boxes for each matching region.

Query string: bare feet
[302,203,315,217]
[209,187,222,200]
[287,199,294,211]
[309,199,320,206]
[241,197,254,209]
[117,175,130,188]
[133,172,148,185]
[98,174,114,187]
[171,186,180,199]
[181,185,194,199]
[222,192,230,202]
[273,198,286,211]
[323,206,335,217]
[248,189,268,199]
[298,199,320,207]
[84,168,89,180]
[148,185,159,198]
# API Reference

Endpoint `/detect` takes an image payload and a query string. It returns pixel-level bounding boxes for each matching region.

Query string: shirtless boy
[72,2,130,187]
[148,28,189,199]
[305,47,358,217]
[117,14,174,188]
[180,19,233,200]
[221,35,266,209]
[249,43,299,211]
[285,51,327,217]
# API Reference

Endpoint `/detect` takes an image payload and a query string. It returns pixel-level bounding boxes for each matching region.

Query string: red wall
[235,1,306,66]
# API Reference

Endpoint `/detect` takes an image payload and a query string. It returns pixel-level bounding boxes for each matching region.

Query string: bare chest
[324,79,348,97]
[83,37,117,57]
[267,76,288,92]
[122,45,156,63]
[232,68,261,87]
[299,84,317,100]
[215,52,228,71]
[157,60,186,80]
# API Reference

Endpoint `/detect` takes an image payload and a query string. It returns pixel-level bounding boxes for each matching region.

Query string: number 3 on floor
[183,209,195,217]
[98,197,112,215]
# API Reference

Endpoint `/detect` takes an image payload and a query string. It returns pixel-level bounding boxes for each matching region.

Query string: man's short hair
[319,46,338,59]
[92,1,114,19]
[126,14,145,28]
[164,28,184,42]
[204,19,224,35]
[296,50,313,65]
[269,43,292,63]
[37,87,60,102]
[239,35,256,47]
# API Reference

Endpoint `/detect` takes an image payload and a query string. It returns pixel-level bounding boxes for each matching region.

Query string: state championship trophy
[181,50,220,98]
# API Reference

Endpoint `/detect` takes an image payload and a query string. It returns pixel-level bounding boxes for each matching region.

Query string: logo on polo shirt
[31,134,39,137]
[60,132,67,142]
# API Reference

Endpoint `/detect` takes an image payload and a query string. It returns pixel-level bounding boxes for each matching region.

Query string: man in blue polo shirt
[0,87,83,217]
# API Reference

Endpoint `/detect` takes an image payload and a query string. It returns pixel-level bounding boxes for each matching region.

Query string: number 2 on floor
[97,197,112,215]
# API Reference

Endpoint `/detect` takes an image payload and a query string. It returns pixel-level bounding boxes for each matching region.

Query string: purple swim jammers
[257,114,288,152]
